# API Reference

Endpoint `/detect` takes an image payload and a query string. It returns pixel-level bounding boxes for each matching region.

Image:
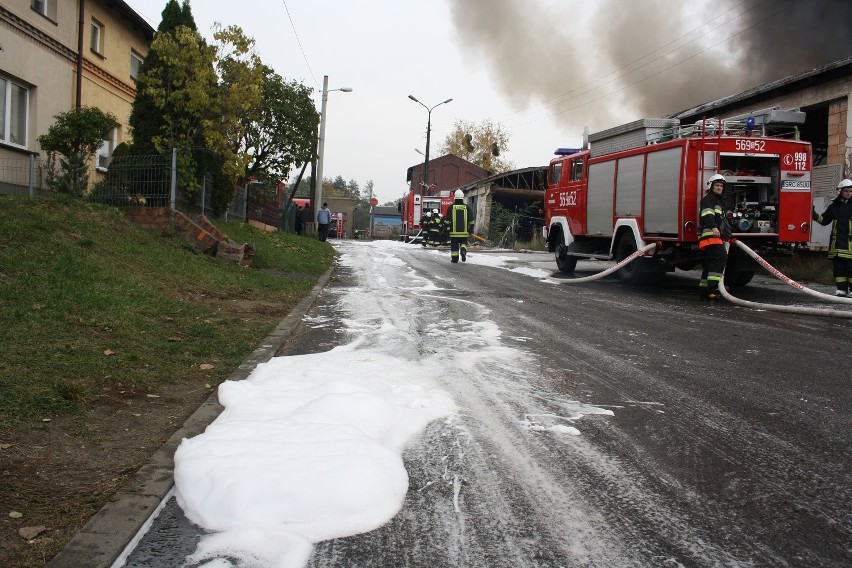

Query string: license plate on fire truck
[781,180,810,190]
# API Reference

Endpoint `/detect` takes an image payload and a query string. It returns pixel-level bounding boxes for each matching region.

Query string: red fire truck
[544,111,813,286]
[398,190,453,242]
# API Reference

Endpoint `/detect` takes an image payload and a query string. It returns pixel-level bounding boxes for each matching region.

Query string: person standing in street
[295,206,305,235]
[813,178,852,296]
[698,174,731,299]
[437,211,449,247]
[428,208,441,248]
[316,203,332,242]
[420,211,432,247]
[448,189,473,263]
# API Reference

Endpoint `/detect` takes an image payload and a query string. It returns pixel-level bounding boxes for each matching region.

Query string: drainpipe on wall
[76,0,84,109]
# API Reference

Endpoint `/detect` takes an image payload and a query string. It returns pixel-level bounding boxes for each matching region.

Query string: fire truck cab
[544,112,813,286]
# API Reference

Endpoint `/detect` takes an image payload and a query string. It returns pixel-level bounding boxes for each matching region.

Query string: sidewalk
[45,268,334,568]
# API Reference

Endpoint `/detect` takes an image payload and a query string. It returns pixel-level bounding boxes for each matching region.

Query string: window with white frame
[90,20,103,54]
[96,127,118,171]
[130,51,144,80]
[0,75,28,147]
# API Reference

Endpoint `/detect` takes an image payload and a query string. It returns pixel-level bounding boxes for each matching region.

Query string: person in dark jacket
[698,174,731,299]
[813,178,852,296]
[448,189,474,263]
[295,206,305,235]
[427,208,441,247]
[420,211,432,247]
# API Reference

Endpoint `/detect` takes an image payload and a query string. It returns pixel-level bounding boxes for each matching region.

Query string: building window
[31,0,56,19]
[130,51,144,80]
[96,127,118,172]
[0,76,28,147]
[90,20,103,55]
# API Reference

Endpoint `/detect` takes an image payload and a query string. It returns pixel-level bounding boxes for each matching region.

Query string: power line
[280,0,318,90]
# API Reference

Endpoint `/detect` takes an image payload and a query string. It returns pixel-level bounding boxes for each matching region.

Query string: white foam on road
[174,240,563,567]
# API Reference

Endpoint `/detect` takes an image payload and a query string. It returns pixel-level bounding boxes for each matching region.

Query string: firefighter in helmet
[812,178,852,296]
[428,208,442,247]
[698,174,731,299]
[437,209,450,247]
[448,189,474,263]
[420,210,432,247]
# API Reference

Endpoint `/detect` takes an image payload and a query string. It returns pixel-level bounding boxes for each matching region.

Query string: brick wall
[126,206,253,267]
[827,98,848,170]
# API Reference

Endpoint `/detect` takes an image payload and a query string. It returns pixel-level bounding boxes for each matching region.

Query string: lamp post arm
[408,95,452,197]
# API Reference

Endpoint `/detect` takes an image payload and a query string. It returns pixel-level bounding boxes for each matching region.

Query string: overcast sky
[125,0,851,205]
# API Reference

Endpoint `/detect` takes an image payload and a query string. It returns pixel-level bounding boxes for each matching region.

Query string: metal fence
[0,152,230,219]
[0,156,47,196]
[87,154,172,209]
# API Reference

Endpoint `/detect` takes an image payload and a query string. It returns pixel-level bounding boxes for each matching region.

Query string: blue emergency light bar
[554,148,582,155]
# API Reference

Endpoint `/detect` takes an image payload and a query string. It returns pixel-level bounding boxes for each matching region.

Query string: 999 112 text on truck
[544,110,813,286]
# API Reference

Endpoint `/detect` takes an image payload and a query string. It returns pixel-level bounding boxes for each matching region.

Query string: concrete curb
[45,266,335,568]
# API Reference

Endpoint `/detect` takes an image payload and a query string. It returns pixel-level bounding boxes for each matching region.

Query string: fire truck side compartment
[587,161,616,236]
[615,154,644,218]
[644,146,683,235]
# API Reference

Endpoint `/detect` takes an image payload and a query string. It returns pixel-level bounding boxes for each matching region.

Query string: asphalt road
[124,243,852,567]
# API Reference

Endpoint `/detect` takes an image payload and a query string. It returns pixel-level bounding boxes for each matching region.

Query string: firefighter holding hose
[812,178,852,297]
[698,174,732,300]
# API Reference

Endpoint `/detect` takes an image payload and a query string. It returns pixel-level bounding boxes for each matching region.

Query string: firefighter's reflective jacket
[813,195,852,259]
[698,192,729,249]
[449,202,473,238]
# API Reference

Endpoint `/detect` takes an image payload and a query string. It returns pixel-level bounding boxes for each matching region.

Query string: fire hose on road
[546,242,660,284]
[719,239,852,319]
[547,239,852,318]
[405,229,424,244]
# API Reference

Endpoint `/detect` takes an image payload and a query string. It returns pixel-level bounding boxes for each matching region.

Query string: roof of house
[105,0,156,41]
[372,206,401,217]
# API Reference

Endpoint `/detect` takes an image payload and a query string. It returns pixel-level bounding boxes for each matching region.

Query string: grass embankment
[0,196,334,428]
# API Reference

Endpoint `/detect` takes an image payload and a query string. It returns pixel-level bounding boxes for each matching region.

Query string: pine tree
[128,0,202,155]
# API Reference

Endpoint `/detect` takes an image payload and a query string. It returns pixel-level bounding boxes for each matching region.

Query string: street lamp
[408,95,452,195]
[314,75,353,225]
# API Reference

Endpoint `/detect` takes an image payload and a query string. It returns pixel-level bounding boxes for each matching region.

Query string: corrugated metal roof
[457,166,547,192]
[669,55,852,120]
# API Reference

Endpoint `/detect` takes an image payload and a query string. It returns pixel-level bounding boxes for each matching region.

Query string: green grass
[0,196,334,427]
[773,252,834,285]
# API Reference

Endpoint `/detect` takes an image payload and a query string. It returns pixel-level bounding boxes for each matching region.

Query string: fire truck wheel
[724,270,755,288]
[615,234,662,286]
[555,244,578,274]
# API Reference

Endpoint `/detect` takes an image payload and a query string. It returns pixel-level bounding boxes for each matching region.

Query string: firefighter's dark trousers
[450,236,468,263]
[699,244,727,297]
[832,257,852,293]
